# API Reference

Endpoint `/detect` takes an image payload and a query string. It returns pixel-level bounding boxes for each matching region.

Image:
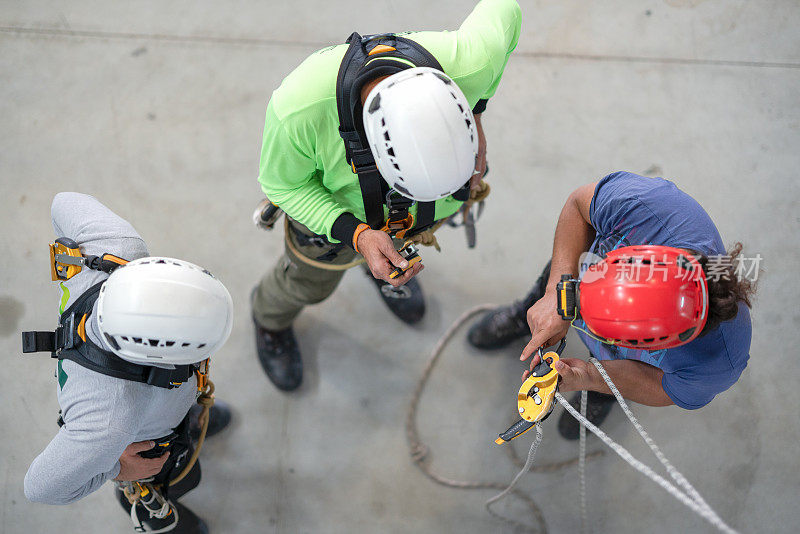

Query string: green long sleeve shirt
[258,0,522,244]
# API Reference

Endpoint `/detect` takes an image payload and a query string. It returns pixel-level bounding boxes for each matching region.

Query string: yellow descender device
[494,339,566,445]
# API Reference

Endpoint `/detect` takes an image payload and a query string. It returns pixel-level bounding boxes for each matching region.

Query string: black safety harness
[335,32,470,239]
[22,261,197,390]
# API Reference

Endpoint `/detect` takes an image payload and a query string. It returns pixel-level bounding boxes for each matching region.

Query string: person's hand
[470,114,487,190]
[519,290,570,366]
[550,358,598,392]
[357,229,424,287]
[114,441,170,481]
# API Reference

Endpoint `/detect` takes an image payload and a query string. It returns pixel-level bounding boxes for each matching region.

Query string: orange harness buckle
[381,214,414,239]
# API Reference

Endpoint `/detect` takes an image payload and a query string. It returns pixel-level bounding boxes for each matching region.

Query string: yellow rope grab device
[494,339,565,445]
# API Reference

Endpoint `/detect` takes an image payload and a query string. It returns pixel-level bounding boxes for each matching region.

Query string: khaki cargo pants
[253,218,362,331]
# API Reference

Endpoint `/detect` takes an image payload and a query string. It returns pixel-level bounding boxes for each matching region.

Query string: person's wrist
[543,286,559,299]
[353,224,371,254]
[331,212,364,249]
[585,362,605,391]
[111,461,122,481]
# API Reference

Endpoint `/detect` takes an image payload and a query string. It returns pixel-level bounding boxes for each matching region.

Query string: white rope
[411,305,737,533]
[587,358,717,515]
[130,499,178,533]
[578,389,588,534]
[485,424,543,519]
[556,386,737,534]
[486,357,738,534]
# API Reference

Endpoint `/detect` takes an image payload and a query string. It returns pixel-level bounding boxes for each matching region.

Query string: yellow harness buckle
[50,238,83,281]
[195,358,211,393]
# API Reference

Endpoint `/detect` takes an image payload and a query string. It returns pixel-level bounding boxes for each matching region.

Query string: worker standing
[469,172,755,437]
[24,192,234,533]
[252,0,523,391]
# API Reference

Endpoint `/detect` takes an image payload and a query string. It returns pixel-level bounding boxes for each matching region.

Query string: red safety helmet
[578,245,708,350]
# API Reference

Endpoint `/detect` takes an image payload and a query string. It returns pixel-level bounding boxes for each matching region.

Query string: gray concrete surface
[2,1,799,532]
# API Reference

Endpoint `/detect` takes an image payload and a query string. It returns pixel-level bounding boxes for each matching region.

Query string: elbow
[50,192,87,232]
[24,468,82,505]
[24,473,61,505]
[51,191,80,214]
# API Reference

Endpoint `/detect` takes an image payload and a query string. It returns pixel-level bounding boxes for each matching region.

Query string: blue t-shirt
[574,172,751,410]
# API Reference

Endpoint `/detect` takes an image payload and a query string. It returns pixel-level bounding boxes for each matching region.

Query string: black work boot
[250,288,303,391]
[253,320,303,391]
[557,391,616,441]
[189,400,233,441]
[365,268,426,324]
[117,490,209,534]
[467,261,551,350]
[170,502,210,534]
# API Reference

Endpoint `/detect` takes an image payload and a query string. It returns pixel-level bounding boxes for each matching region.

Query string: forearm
[585,359,674,407]
[545,188,596,292]
[262,178,350,242]
[25,446,120,505]
[24,427,128,505]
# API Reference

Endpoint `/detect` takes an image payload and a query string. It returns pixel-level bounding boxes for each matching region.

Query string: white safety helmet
[362,67,479,202]
[97,257,234,366]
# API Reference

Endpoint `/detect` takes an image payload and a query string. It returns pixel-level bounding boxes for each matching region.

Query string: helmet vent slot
[133,337,142,344]
[182,342,190,347]
[433,71,452,84]
[197,343,206,349]
[367,93,381,113]
[165,341,175,347]
[104,334,121,351]
[148,339,159,347]
[387,147,395,157]
[678,327,696,342]
[643,338,654,343]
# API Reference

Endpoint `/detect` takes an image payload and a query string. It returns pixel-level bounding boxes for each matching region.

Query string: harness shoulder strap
[22,281,195,389]
[336,32,444,231]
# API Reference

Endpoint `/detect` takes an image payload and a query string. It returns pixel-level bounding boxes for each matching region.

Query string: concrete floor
[2,1,799,532]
